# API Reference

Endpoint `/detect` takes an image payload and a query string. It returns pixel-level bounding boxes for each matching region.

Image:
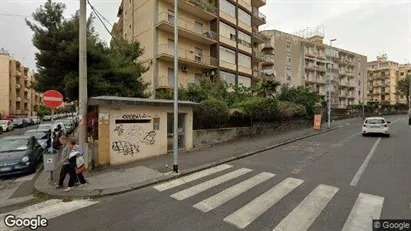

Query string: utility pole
[79,0,88,164]
[173,0,179,173]
[328,39,336,129]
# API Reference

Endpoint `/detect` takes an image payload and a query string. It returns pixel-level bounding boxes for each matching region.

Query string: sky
[0,0,410,71]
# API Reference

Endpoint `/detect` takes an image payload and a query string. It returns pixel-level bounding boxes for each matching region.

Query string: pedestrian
[55,136,77,191]
[67,137,88,187]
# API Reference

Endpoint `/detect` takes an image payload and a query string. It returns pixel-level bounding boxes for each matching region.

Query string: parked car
[0,135,43,176]
[30,116,41,124]
[57,119,75,134]
[23,118,33,126]
[43,115,51,121]
[24,129,51,149]
[362,117,391,137]
[12,118,27,128]
[0,120,14,132]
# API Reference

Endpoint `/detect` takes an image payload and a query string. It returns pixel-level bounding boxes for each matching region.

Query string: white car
[362,117,391,137]
[0,120,14,132]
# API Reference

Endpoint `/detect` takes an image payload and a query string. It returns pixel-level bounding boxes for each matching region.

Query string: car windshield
[366,119,385,124]
[13,119,22,123]
[0,139,28,152]
[24,131,49,140]
[0,120,8,125]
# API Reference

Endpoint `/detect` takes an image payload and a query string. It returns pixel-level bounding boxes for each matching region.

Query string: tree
[396,74,410,105]
[26,0,149,101]
[250,79,281,98]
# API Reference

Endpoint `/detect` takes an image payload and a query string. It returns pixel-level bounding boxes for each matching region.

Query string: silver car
[0,120,14,132]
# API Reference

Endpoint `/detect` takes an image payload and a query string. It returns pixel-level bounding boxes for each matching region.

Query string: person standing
[67,137,88,187]
[55,136,77,191]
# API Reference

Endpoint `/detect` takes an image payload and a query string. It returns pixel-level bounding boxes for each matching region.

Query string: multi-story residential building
[112,0,267,97]
[259,29,367,108]
[0,52,43,116]
[366,55,409,105]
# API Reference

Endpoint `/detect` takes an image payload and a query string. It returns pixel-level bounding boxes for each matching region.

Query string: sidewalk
[34,117,363,199]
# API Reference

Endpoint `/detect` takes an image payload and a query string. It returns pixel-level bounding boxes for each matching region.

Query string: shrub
[276,101,307,120]
[278,85,319,119]
[232,97,278,122]
[194,99,230,129]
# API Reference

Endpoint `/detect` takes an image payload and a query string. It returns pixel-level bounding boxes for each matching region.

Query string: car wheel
[362,133,366,136]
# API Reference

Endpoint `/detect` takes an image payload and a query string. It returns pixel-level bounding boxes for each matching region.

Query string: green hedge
[194,99,230,129]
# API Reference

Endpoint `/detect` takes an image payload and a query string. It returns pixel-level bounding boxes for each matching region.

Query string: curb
[33,117,363,199]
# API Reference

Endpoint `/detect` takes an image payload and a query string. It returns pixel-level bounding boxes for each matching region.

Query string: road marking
[341,193,384,231]
[0,182,23,201]
[0,199,100,231]
[350,137,381,186]
[0,195,35,208]
[272,184,339,231]
[14,173,36,182]
[153,164,233,191]
[170,168,253,201]
[193,172,275,212]
[223,177,304,229]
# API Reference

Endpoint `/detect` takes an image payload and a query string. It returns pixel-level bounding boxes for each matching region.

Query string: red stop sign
[43,90,64,109]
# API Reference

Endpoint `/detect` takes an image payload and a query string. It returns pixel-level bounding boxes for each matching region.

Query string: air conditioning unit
[182,66,188,72]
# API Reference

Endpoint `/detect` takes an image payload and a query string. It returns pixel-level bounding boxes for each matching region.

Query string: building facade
[112,0,267,97]
[366,55,409,105]
[0,53,43,116]
[259,29,367,109]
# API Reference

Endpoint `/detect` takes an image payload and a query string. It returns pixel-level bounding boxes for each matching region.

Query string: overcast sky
[0,0,410,71]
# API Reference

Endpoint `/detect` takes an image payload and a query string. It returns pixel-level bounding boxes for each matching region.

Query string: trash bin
[43,148,58,172]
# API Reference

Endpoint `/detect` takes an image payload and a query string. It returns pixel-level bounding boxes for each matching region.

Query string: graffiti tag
[112,141,140,156]
[142,131,157,145]
[122,114,151,120]
[114,125,124,136]
[124,125,157,146]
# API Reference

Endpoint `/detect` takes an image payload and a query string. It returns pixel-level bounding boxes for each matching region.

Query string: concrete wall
[193,119,311,149]
[97,104,194,166]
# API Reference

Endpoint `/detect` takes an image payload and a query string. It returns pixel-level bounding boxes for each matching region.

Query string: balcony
[163,0,217,20]
[263,53,274,64]
[339,70,346,76]
[252,31,265,44]
[338,60,347,66]
[156,12,217,45]
[16,97,21,101]
[155,75,173,89]
[156,44,218,68]
[15,71,21,78]
[252,9,266,26]
[252,0,266,8]
[305,53,316,60]
[316,67,325,73]
[15,84,21,89]
[24,88,29,92]
[339,82,349,88]
[16,110,21,114]
[305,65,316,71]
[252,50,265,62]
[346,72,354,78]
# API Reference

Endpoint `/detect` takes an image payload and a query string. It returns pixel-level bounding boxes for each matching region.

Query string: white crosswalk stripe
[0,199,100,231]
[153,165,391,230]
[153,164,233,191]
[272,184,339,231]
[224,177,304,229]
[341,193,384,231]
[171,168,253,201]
[193,172,275,212]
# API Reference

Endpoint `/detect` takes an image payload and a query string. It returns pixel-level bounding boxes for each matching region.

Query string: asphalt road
[3,115,411,231]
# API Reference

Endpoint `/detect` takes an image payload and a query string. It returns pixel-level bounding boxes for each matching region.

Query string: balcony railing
[157,11,217,41]
[263,54,274,64]
[253,50,265,61]
[15,71,21,77]
[15,84,21,89]
[16,97,21,101]
[252,31,265,43]
[156,44,218,67]
[252,10,266,24]
[185,0,217,15]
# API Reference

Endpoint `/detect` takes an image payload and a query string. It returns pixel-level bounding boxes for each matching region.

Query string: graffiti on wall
[111,141,140,156]
[124,125,157,146]
[121,114,150,119]
[114,124,124,136]
[142,131,156,146]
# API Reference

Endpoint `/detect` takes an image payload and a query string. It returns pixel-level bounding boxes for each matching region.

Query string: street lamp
[328,39,336,129]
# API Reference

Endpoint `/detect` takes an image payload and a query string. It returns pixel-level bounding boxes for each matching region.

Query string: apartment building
[259,29,367,109]
[112,0,267,97]
[366,55,409,105]
[0,53,43,116]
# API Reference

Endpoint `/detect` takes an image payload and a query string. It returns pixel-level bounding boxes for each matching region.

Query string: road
[3,115,411,231]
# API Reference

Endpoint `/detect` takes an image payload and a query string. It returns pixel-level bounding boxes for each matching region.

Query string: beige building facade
[259,30,367,109]
[0,53,43,117]
[367,55,410,105]
[112,0,266,97]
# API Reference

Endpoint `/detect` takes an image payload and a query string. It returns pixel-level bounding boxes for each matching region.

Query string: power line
[87,0,112,27]
[87,0,114,39]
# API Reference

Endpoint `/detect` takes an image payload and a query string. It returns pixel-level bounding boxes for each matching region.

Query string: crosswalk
[0,199,100,231]
[153,164,388,230]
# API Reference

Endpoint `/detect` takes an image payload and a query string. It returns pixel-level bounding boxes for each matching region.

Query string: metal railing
[253,31,265,41]
[157,11,217,41]
[185,0,217,15]
[253,50,265,60]
[252,10,266,23]
[156,44,218,67]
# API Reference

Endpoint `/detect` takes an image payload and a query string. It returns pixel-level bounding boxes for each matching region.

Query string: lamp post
[328,39,336,129]
[173,0,179,173]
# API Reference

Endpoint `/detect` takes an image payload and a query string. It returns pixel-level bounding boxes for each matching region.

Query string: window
[286,67,291,81]
[220,71,236,85]
[286,40,291,49]
[195,21,204,34]
[400,72,404,76]
[219,46,236,64]
[219,21,236,41]
[238,31,251,47]
[286,54,291,63]
[220,0,235,17]
[194,73,202,84]
[238,53,251,68]
[238,8,251,26]
[195,47,203,62]
[238,75,251,88]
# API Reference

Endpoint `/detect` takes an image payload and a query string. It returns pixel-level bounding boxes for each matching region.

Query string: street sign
[43,90,64,109]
